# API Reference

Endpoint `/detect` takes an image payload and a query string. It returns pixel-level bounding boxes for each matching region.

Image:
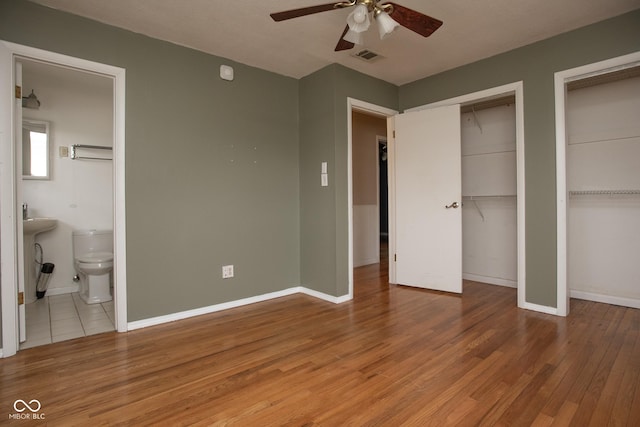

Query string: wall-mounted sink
[23,217,58,235]
[23,218,58,304]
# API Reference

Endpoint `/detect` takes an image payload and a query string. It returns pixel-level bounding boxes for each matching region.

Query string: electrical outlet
[222,265,234,279]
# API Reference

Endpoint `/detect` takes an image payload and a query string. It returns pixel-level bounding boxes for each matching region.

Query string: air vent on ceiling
[353,49,383,62]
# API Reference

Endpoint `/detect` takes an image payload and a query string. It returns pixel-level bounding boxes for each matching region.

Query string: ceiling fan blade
[386,2,443,37]
[271,3,342,22]
[335,25,355,51]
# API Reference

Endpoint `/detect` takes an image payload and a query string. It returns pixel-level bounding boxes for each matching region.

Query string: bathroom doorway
[0,41,127,358]
[19,59,115,349]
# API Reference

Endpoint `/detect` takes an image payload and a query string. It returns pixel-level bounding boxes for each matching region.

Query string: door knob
[445,202,459,209]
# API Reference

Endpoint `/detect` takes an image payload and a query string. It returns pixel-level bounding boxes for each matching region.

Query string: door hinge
[15,85,22,99]
[18,291,24,305]
[394,254,397,262]
[393,130,396,138]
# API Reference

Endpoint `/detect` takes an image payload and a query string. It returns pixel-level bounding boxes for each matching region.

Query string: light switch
[59,146,69,158]
[321,162,328,174]
[321,173,328,187]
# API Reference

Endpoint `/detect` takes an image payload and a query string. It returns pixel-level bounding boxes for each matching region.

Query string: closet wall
[567,74,640,308]
[461,103,517,287]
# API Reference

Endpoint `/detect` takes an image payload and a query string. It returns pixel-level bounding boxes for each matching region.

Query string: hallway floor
[20,293,115,350]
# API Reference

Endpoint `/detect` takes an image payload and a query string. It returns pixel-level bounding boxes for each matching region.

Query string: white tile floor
[20,293,115,350]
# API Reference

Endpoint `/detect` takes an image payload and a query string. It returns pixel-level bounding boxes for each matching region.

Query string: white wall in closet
[461,104,517,287]
[567,75,640,307]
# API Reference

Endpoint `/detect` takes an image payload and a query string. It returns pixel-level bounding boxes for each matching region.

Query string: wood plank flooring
[2,261,639,425]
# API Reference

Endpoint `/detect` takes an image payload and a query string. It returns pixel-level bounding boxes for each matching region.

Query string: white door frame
[407,82,528,311]
[347,98,398,299]
[0,41,127,358]
[554,51,640,317]
[376,134,387,256]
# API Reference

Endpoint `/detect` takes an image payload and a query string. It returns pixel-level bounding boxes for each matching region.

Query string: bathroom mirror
[22,119,50,180]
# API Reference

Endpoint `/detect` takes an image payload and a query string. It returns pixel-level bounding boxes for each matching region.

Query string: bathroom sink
[23,217,58,235]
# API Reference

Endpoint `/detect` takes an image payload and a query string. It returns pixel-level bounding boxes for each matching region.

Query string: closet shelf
[569,190,640,196]
[462,195,516,200]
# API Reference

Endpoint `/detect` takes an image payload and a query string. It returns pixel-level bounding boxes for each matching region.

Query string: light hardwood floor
[2,260,639,425]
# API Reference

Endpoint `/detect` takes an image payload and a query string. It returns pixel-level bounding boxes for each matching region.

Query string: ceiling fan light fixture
[346,4,371,33]
[375,10,399,39]
[271,2,444,52]
[343,28,364,45]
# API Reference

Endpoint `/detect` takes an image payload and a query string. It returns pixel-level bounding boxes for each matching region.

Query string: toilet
[72,229,113,304]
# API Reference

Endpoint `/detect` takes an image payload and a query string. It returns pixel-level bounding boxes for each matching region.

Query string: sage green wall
[2,0,638,332]
[299,64,397,296]
[1,0,301,321]
[399,9,640,307]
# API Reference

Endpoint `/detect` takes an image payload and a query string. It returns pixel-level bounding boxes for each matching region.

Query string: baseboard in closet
[570,289,640,309]
[463,273,517,288]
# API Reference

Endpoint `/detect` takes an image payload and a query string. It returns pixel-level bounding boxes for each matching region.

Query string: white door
[390,105,462,293]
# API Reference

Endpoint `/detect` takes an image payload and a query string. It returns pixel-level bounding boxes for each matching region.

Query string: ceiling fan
[270,0,443,52]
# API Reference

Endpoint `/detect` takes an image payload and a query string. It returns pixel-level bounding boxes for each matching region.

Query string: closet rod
[569,190,640,196]
[568,135,637,146]
[463,149,517,158]
[462,195,516,199]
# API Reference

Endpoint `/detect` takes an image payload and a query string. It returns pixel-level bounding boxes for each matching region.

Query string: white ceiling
[29,0,640,85]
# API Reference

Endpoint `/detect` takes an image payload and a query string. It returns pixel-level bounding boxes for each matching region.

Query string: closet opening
[404,82,526,310]
[555,51,640,315]
[565,65,640,309]
[461,97,518,290]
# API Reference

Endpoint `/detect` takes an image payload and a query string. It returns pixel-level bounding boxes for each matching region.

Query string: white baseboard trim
[354,258,380,268]
[463,273,517,288]
[298,287,352,304]
[520,301,559,316]
[570,290,640,309]
[44,285,80,296]
[127,286,351,331]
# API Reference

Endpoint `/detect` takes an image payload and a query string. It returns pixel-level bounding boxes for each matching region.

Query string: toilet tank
[72,229,113,257]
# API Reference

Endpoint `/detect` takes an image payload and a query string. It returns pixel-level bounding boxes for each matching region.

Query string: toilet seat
[76,251,113,263]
